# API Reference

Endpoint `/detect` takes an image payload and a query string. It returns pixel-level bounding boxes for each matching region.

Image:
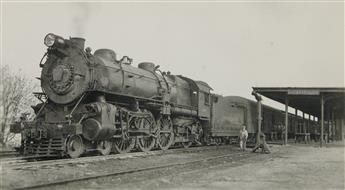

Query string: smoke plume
[73,3,91,37]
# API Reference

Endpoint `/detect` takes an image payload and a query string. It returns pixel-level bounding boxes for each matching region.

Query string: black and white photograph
[1,0,344,189]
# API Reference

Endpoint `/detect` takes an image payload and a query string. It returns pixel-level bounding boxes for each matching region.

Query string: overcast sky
[2,1,344,111]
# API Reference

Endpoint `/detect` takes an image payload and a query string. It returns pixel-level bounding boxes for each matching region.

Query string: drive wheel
[136,115,156,152]
[97,140,112,156]
[66,135,84,158]
[113,137,136,154]
[137,136,156,152]
[156,116,174,150]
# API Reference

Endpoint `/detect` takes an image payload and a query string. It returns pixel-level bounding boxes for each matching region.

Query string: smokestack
[70,37,85,50]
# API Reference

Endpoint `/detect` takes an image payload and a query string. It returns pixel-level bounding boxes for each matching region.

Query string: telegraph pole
[252,91,262,144]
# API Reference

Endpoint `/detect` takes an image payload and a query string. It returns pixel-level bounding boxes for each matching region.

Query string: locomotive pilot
[239,125,248,151]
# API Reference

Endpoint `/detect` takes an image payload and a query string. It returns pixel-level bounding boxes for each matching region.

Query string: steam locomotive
[11,34,308,158]
[10,34,217,158]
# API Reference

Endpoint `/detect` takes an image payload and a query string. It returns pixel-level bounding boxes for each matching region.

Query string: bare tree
[0,65,39,146]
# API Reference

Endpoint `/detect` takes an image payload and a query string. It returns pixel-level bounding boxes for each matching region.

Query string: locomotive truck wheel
[113,137,136,154]
[66,135,84,158]
[136,116,156,152]
[97,140,112,156]
[156,116,174,150]
[182,126,193,148]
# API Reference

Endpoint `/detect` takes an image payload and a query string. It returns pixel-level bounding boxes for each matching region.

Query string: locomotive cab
[195,81,213,120]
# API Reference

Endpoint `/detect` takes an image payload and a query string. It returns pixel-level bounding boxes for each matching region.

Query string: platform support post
[320,94,324,147]
[302,112,306,134]
[295,109,298,135]
[331,110,335,141]
[284,97,289,145]
[257,98,262,144]
[341,117,344,142]
[327,108,331,143]
[308,115,310,133]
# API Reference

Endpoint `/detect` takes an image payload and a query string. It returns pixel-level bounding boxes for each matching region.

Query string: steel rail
[0,151,19,159]
[5,145,236,170]
[13,151,248,190]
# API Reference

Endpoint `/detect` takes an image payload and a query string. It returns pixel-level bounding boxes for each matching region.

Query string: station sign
[287,89,320,95]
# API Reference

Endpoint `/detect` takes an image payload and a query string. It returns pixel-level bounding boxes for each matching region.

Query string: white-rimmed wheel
[156,116,174,150]
[66,135,84,158]
[97,140,112,156]
[136,114,157,152]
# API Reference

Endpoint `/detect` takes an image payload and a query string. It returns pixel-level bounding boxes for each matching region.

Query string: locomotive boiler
[13,33,211,158]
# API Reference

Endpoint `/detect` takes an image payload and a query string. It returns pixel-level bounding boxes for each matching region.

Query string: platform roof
[252,87,345,118]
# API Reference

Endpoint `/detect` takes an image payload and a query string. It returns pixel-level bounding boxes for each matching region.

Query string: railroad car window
[204,92,210,105]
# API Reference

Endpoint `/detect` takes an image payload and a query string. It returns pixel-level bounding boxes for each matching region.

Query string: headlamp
[44,33,56,47]
[44,33,65,47]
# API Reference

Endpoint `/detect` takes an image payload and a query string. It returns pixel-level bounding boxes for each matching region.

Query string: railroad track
[0,151,20,160]
[0,154,50,165]
[5,145,236,170]
[14,150,249,190]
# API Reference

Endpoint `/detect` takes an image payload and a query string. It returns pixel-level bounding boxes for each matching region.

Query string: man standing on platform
[239,125,248,151]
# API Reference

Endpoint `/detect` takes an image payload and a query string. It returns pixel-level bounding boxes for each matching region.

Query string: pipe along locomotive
[12,34,301,158]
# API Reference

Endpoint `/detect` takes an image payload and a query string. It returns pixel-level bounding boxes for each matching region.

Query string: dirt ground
[1,145,247,189]
[126,142,345,190]
[1,142,344,190]
[54,142,344,190]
